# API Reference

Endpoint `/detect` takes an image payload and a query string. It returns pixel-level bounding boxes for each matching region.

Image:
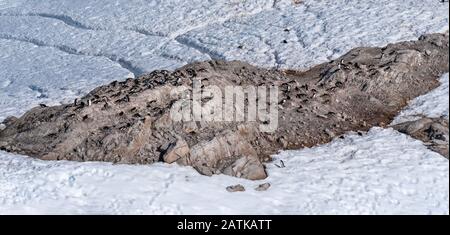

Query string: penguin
[275,160,286,168]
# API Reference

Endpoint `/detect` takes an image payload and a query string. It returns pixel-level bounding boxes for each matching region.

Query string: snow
[0,0,449,214]
[392,73,449,125]
[0,39,133,121]
[178,0,449,69]
[0,128,448,215]
[0,0,448,120]
[0,0,448,72]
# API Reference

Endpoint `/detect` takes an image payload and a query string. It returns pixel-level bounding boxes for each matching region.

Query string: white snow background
[0,0,449,214]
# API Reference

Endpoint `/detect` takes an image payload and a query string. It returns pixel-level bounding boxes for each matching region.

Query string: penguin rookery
[0,33,448,180]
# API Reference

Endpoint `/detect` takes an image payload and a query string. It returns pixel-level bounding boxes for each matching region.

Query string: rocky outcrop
[0,33,448,179]
[393,117,449,158]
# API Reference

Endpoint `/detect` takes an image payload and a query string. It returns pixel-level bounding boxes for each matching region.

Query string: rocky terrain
[393,117,449,158]
[0,33,448,180]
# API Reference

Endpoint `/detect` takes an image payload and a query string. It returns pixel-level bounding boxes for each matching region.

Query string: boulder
[226,184,246,193]
[255,183,271,191]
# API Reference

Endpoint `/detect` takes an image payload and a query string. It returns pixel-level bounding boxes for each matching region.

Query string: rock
[187,131,266,178]
[223,156,267,180]
[0,33,448,180]
[278,137,289,148]
[183,122,198,134]
[255,183,271,191]
[0,124,5,131]
[161,139,190,164]
[393,117,449,158]
[226,184,246,193]
[324,128,335,138]
[2,116,17,126]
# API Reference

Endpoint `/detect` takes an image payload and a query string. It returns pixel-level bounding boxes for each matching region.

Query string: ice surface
[0,0,449,214]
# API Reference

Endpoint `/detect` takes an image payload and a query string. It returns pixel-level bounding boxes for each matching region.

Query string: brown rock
[226,184,246,193]
[223,156,267,180]
[161,138,190,164]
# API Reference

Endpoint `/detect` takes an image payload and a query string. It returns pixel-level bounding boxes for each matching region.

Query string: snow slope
[393,73,449,125]
[0,0,449,214]
[0,39,132,120]
[0,128,448,215]
[0,0,448,71]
